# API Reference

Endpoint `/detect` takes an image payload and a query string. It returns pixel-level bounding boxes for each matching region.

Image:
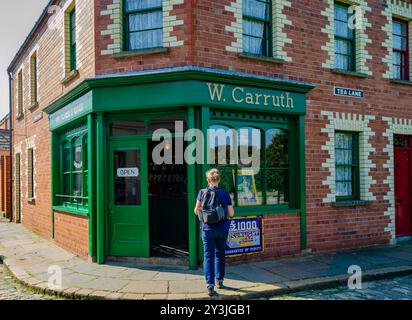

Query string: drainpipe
[8,71,13,223]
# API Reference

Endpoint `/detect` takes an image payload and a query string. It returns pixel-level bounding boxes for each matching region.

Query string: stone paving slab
[1,221,412,300]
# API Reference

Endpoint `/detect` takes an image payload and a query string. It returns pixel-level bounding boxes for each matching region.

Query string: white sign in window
[117,168,139,178]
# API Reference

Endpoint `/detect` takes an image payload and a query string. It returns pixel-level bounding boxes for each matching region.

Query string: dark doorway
[148,139,189,258]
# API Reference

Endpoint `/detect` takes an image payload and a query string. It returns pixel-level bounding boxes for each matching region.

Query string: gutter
[8,73,13,223]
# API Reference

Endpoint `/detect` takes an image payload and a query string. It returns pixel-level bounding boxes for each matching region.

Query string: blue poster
[225,217,264,257]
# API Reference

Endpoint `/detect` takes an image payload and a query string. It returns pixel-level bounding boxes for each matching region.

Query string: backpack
[200,188,226,224]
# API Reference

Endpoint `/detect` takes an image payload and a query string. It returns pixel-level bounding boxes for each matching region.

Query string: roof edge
[7,0,55,73]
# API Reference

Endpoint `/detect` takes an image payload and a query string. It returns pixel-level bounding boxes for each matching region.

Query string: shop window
[334,2,355,71]
[58,130,88,210]
[208,124,289,208]
[149,118,186,134]
[335,131,359,200]
[110,120,146,136]
[392,19,409,81]
[124,0,163,51]
[243,0,272,56]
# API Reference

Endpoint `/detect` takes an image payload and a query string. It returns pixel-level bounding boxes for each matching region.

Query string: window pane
[243,35,265,55]
[236,169,263,206]
[129,11,162,32]
[336,166,352,181]
[266,129,288,167]
[336,181,352,197]
[334,4,348,22]
[62,144,70,172]
[114,149,142,206]
[73,142,83,172]
[393,35,406,51]
[335,53,350,70]
[336,38,350,55]
[63,174,70,196]
[149,118,186,134]
[73,173,83,201]
[393,51,402,65]
[208,125,236,166]
[125,0,162,11]
[129,29,163,50]
[335,20,352,39]
[243,0,270,20]
[219,170,235,204]
[110,121,146,136]
[266,169,289,205]
[238,127,261,167]
[243,20,265,37]
[393,65,402,79]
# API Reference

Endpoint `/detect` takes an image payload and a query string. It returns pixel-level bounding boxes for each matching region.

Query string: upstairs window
[334,2,355,71]
[392,19,409,81]
[243,0,272,56]
[30,52,38,106]
[124,0,163,51]
[69,8,77,71]
[17,70,23,118]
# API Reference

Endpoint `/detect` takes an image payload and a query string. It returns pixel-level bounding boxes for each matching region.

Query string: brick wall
[228,213,301,264]
[10,0,94,252]
[9,0,412,261]
[54,211,89,258]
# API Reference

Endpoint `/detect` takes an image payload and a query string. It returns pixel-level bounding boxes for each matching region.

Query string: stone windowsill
[113,47,170,58]
[331,69,369,78]
[61,69,79,85]
[238,53,285,65]
[390,79,412,86]
[28,102,39,111]
[332,200,372,207]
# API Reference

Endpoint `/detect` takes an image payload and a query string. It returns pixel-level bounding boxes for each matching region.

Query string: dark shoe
[217,280,224,289]
[207,286,216,297]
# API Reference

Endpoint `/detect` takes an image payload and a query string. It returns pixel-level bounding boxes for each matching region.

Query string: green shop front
[45,68,314,269]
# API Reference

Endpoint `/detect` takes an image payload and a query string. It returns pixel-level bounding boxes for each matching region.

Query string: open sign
[117,168,139,177]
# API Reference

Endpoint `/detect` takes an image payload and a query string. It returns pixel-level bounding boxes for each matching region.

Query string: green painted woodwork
[45,69,314,266]
[49,91,93,130]
[108,139,150,257]
[187,107,198,269]
[44,69,314,116]
[96,113,106,264]
[88,114,96,258]
[299,116,307,250]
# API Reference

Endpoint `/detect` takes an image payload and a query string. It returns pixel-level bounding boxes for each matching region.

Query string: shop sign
[117,168,139,177]
[334,86,364,98]
[225,217,264,257]
[50,91,93,130]
[207,83,296,110]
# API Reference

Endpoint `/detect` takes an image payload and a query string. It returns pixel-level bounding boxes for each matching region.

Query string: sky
[0,0,50,119]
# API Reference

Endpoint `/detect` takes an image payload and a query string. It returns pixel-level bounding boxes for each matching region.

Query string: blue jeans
[202,228,228,288]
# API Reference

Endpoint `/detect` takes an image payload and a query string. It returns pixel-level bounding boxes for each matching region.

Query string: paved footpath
[270,275,412,300]
[1,220,412,300]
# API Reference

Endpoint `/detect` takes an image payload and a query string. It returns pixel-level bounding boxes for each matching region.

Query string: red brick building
[0,114,11,219]
[7,0,412,269]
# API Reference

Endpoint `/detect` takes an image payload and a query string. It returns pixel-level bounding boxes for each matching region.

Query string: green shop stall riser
[45,68,314,270]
